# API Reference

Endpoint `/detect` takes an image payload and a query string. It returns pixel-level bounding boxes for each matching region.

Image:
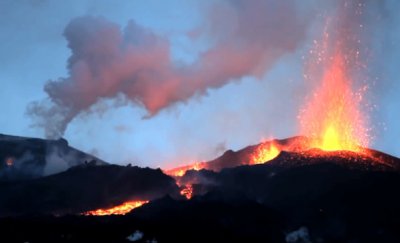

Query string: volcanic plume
[27,0,310,138]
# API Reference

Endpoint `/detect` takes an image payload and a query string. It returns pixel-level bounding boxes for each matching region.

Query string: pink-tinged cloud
[28,0,310,138]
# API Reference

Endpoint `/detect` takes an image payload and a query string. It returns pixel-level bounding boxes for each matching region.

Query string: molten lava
[250,142,280,164]
[5,157,14,167]
[164,161,206,177]
[83,200,148,216]
[300,51,369,153]
[180,184,193,200]
[299,7,370,154]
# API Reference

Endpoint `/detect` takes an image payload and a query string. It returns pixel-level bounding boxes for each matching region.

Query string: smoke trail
[28,0,311,138]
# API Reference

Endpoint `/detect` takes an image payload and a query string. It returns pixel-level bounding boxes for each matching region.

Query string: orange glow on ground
[83,200,148,216]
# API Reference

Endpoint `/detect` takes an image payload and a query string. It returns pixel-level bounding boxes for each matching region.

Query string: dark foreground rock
[1,160,400,242]
[0,165,180,216]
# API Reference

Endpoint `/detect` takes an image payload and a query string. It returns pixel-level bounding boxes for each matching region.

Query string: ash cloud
[28,0,312,138]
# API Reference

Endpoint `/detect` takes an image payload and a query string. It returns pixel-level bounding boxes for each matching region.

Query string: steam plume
[28,0,310,138]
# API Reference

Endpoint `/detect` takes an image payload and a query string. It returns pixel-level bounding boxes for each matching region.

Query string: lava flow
[164,161,206,177]
[180,184,194,200]
[83,200,149,216]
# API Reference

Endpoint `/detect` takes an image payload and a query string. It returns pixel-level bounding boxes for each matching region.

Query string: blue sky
[0,0,399,167]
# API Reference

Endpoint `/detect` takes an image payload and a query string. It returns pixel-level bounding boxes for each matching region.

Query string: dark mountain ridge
[0,133,107,181]
[1,134,400,242]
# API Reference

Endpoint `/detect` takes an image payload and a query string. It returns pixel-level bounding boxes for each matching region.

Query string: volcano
[1,135,400,242]
[166,136,399,177]
[0,134,107,181]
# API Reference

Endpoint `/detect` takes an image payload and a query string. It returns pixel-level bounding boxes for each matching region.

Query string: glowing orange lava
[250,142,280,164]
[299,4,370,156]
[164,162,206,177]
[83,200,148,216]
[170,169,186,177]
[5,157,14,167]
[180,184,193,200]
[300,50,369,153]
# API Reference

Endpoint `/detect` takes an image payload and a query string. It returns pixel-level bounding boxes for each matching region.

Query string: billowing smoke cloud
[28,0,311,138]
